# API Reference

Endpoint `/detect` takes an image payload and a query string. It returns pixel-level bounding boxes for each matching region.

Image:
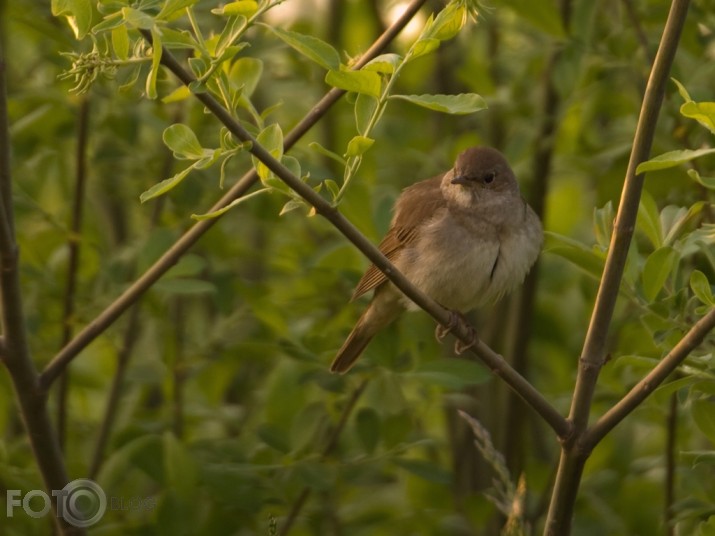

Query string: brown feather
[351,174,446,300]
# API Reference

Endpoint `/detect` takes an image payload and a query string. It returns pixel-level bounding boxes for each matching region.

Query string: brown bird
[330,146,543,374]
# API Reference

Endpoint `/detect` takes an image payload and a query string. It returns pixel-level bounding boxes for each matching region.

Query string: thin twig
[584,307,715,447]
[545,1,692,534]
[0,14,81,535]
[56,97,91,450]
[279,379,369,536]
[38,0,428,391]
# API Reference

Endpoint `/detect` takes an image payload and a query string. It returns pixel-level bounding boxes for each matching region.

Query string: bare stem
[278,379,369,536]
[545,1,691,533]
[0,14,81,535]
[39,0,428,391]
[56,97,91,450]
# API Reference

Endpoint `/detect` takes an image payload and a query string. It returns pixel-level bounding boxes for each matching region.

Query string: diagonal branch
[123,29,569,438]
[584,307,715,448]
[38,0,428,391]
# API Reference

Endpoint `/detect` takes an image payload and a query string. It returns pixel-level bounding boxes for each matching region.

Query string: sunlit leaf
[228,57,263,97]
[191,188,270,220]
[354,93,378,135]
[279,199,304,216]
[52,0,93,39]
[140,165,194,203]
[146,27,163,99]
[345,135,374,157]
[163,124,204,159]
[408,38,440,61]
[636,148,715,174]
[111,24,129,60]
[425,3,466,41]
[212,0,258,16]
[363,53,402,74]
[162,85,192,103]
[325,69,382,98]
[389,93,487,115]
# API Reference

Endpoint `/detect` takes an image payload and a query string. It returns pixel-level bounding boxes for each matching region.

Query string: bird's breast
[395,205,541,312]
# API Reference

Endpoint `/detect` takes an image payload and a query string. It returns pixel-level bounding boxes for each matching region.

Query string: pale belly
[395,210,541,312]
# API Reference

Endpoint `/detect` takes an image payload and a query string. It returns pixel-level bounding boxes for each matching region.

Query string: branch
[38,0,428,390]
[57,96,91,450]
[545,1,691,534]
[279,379,369,536]
[0,15,81,535]
[584,307,715,448]
[123,27,569,438]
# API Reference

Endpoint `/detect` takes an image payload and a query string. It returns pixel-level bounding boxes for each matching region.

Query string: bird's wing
[351,174,446,300]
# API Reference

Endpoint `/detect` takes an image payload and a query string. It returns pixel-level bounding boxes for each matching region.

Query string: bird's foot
[435,310,460,342]
[434,311,479,355]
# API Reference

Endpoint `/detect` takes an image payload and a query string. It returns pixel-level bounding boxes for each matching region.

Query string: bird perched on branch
[330,146,542,373]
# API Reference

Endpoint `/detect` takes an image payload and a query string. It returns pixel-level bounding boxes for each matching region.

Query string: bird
[330,146,543,374]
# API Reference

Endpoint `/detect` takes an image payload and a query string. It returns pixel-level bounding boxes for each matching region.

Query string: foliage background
[3,0,715,534]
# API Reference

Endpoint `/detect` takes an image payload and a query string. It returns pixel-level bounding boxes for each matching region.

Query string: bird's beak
[451,175,469,186]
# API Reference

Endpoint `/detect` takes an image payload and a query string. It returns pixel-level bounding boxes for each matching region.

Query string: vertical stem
[0,9,80,534]
[545,1,691,533]
[57,97,91,450]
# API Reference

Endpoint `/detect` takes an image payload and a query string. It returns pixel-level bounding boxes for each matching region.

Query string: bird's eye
[483,171,496,184]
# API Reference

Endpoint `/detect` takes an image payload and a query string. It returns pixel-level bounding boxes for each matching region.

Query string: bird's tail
[330,311,376,374]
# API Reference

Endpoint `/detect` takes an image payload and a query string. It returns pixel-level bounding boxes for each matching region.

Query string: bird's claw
[435,310,460,342]
[435,311,479,354]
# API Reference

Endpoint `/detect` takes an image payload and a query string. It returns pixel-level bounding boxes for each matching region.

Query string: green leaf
[158,28,197,49]
[690,270,714,305]
[389,93,487,115]
[191,187,270,220]
[121,6,154,30]
[544,232,605,280]
[111,24,129,60]
[252,123,284,183]
[146,27,162,99]
[325,69,382,98]
[345,135,374,157]
[692,398,715,444]
[663,201,705,246]
[354,93,378,135]
[688,169,715,190]
[281,154,301,182]
[636,148,715,174]
[680,101,715,135]
[424,3,466,41]
[212,0,259,16]
[215,15,248,58]
[157,0,197,20]
[355,408,380,455]
[672,78,692,103]
[363,53,402,74]
[162,85,192,103]
[52,0,93,39]
[410,359,490,389]
[593,201,614,249]
[264,26,340,71]
[140,166,193,203]
[163,124,204,159]
[228,57,263,97]
[408,38,440,61]
[637,191,663,249]
[279,199,305,215]
[641,246,678,302]
[308,142,346,165]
